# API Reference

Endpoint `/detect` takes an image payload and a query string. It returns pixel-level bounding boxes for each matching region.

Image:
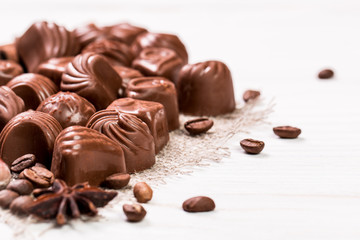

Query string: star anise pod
[28,179,118,225]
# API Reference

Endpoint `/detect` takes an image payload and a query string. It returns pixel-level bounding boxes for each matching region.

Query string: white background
[1,0,360,239]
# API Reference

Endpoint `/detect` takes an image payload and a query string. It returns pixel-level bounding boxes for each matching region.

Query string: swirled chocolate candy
[132,32,188,63]
[0,110,62,168]
[36,57,74,86]
[132,48,183,82]
[107,98,169,153]
[16,21,80,72]
[113,66,143,90]
[104,23,147,45]
[177,61,236,116]
[51,126,126,186]
[0,86,25,130]
[61,53,122,110]
[126,77,179,131]
[37,92,96,128]
[87,111,155,173]
[7,73,58,110]
[0,60,23,86]
[73,23,103,50]
[0,44,19,62]
[82,39,133,67]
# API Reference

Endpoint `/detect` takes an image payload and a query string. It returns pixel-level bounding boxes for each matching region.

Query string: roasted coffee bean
[318,69,334,79]
[0,189,19,209]
[6,179,33,195]
[273,126,301,139]
[102,173,130,189]
[9,195,33,216]
[133,182,153,203]
[240,138,265,154]
[182,196,215,212]
[243,90,260,102]
[10,154,36,173]
[123,203,147,222]
[184,118,214,135]
[23,166,54,188]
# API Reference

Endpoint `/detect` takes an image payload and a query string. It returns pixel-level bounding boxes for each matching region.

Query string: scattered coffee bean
[240,138,265,154]
[10,154,36,173]
[133,182,153,203]
[182,196,215,212]
[243,90,260,102]
[123,203,147,222]
[318,69,334,79]
[184,118,214,135]
[0,159,11,189]
[34,162,46,168]
[6,179,33,195]
[9,195,33,216]
[0,189,19,209]
[102,173,130,189]
[273,126,301,139]
[22,166,54,188]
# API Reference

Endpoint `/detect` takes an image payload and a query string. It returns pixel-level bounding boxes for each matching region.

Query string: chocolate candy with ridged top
[126,77,179,131]
[0,60,23,86]
[87,110,155,173]
[37,92,96,128]
[177,61,236,116]
[0,110,62,168]
[61,53,122,110]
[36,57,74,86]
[0,86,25,130]
[7,73,58,110]
[51,126,126,186]
[107,98,169,153]
[113,66,143,90]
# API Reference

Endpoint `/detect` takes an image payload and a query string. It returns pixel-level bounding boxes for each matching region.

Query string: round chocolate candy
[177,61,236,116]
[36,57,74,86]
[87,110,155,173]
[0,60,23,86]
[37,92,96,128]
[0,86,25,130]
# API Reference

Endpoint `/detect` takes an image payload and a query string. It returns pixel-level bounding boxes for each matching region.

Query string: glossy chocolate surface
[0,60,23,86]
[0,86,25,130]
[107,98,169,153]
[61,52,122,110]
[36,57,74,86]
[104,23,147,45]
[113,66,143,90]
[73,23,103,50]
[37,92,96,128]
[87,110,155,173]
[51,126,126,186]
[126,77,179,131]
[0,110,62,169]
[177,61,236,116]
[0,44,19,62]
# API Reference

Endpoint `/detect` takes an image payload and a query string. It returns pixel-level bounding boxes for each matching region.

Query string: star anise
[28,179,118,225]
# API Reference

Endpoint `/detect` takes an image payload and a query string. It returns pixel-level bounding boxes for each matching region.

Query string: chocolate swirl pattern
[0,86,25,130]
[61,53,123,110]
[87,110,155,173]
[0,60,23,86]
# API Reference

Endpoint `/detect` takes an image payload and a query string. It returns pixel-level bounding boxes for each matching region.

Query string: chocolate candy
[37,92,96,128]
[61,52,122,110]
[0,60,23,86]
[0,86,25,130]
[113,66,143,90]
[132,47,183,82]
[87,110,155,173]
[16,21,79,72]
[126,77,179,131]
[51,126,126,186]
[107,98,169,153]
[132,32,188,63]
[103,23,147,45]
[177,61,236,116]
[0,110,62,168]
[0,43,19,62]
[73,23,103,50]
[36,57,74,86]
[7,73,58,110]
[82,39,133,67]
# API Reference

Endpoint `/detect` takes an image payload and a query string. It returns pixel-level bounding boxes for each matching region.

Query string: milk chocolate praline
[87,110,155,173]
[0,86,25,130]
[177,61,236,116]
[36,57,74,86]
[113,66,143,90]
[0,60,23,86]
[126,77,179,131]
[0,43,19,62]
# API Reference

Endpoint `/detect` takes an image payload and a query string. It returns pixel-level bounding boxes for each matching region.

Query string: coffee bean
[240,138,265,154]
[273,126,301,139]
[9,195,33,216]
[102,173,130,189]
[123,203,147,222]
[0,159,11,189]
[184,118,214,135]
[0,189,19,209]
[23,166,54,188]
[10,154,36,173]
[182,196,215,212]
[243,90,260,102]
[6,179,33,195]
[133,182,153,203]
[318,69,334,79]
